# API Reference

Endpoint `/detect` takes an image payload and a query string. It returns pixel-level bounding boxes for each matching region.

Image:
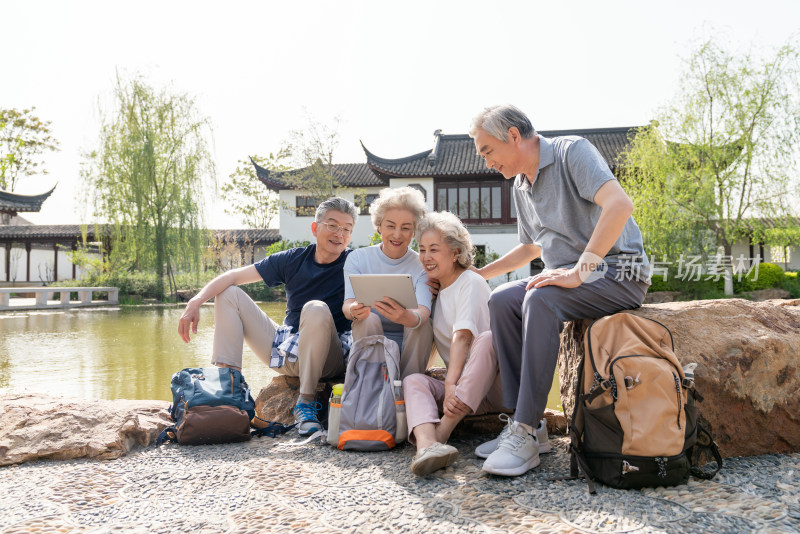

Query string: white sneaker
[481,420,540,476]
[475,416,551,459]
[410,442,459,476]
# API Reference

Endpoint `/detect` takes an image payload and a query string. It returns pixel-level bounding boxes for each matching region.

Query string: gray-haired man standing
[178,197,359,436]
[470,105,650,476]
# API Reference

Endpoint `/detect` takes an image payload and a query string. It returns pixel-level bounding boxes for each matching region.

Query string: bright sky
[3,0,799,228]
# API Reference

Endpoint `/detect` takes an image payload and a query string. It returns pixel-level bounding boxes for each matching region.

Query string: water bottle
[393,380,407,443]
[327,383,344,446]
[683,363,697,382]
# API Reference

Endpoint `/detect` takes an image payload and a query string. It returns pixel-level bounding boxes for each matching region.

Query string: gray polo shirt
[514,135,650,280]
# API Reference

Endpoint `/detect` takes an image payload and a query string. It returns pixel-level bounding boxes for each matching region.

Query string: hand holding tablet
[349,274,418,309]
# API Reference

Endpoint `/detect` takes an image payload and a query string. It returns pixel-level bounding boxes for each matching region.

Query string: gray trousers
[489,267,649,427]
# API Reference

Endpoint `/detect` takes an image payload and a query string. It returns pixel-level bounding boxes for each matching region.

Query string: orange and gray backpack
[336,334,406,451]
[568,313,721,493]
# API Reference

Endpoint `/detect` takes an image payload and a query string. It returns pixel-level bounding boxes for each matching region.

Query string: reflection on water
[0,302,562,409]
[0,303,286,402]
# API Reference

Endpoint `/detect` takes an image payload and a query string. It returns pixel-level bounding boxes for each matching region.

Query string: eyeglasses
[318,221,353,236]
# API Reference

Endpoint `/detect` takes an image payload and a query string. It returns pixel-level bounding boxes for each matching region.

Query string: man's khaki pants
[212,286,345,396]
[351,312,433,379]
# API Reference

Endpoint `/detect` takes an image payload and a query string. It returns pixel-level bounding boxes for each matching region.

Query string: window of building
[358,193,379,215]
[435,180,516,224]
[769,245,790,265]
[295,196,316,217]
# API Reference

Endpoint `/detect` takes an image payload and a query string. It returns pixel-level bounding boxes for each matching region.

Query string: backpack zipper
[377,363,388,429]
[672,373,682,430]
[586,316,675,377]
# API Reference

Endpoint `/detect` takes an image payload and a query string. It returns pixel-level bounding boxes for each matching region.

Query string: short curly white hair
[415,211,475,269]
[369,186,427,230]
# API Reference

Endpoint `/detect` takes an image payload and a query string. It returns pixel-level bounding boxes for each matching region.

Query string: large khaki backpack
[568,313,721,492]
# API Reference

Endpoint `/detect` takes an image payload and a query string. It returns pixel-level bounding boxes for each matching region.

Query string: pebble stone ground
[1,433,798,534]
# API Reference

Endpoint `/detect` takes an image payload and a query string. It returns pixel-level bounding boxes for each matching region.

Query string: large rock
[0,394,171,466]
[557,298,800,458]
[254,375,338,427]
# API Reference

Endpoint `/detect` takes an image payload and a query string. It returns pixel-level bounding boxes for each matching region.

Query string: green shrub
[735,262,785,292]
[266,240,310,255]
[648,274,671,292]
[171,271,217,291]
[50,271,161,298]
[670,277,725,299]
[782,272,800,298]
[240,282,285,302]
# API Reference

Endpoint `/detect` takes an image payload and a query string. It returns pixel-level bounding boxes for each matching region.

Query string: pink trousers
[402,331,505,444]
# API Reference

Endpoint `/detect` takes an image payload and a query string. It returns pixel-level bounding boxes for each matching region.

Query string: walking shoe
[293,401,323,436]
[410,442,459,476]
[475,415,551,458]
[481,419,540,476]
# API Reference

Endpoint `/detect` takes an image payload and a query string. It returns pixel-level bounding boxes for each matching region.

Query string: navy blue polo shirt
[254,244,352,333]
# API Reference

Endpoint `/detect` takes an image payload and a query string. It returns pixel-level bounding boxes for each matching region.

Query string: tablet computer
[349,274,418,309]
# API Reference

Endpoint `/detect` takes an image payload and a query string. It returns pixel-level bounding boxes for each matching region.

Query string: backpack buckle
[682,378,694,389]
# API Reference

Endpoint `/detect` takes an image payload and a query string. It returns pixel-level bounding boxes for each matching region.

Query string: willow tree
[622,37,800,290]
[82,75,215,298]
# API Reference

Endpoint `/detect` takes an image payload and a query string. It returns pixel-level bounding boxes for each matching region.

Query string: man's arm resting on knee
[178,265,263,342]
[474,243,541,280]
[529,181,634,290]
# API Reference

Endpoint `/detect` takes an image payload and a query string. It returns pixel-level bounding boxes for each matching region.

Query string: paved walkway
[1,433,798,533]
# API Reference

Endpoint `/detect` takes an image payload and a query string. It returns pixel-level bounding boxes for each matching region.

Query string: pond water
[0,303,561,410]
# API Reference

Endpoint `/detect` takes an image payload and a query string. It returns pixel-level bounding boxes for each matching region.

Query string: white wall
[0,245,93,284]
[387,178,435,213]
[467,226,528,286]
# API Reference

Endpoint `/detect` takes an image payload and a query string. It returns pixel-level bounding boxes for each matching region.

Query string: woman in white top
[403,211,505,476]
[342,187,434,378]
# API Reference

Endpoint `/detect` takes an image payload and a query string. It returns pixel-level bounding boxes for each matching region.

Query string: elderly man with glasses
[178,197,359,436]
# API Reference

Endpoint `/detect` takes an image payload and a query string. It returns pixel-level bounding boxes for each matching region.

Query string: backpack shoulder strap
[156,426,177,446]
[689,424,723,480]
[251,417,297,438]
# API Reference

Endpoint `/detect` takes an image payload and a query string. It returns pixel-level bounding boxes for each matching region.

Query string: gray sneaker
[481,419,540,476]
[475,415,550,459]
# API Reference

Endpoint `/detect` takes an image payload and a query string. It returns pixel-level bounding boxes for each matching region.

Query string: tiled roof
[252,158,386,191]
[212,229,281,244]
[363,134,491,178]
[0,225,280,244]
[0,187,56,212]
[539,127,639,172]
[363,127,642,178]
[0,224,110,241]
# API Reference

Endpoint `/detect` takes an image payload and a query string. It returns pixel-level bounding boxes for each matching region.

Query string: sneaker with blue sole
[293,401,323,436]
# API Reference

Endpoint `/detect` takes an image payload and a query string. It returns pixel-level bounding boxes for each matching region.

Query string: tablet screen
[349,274,418,309]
